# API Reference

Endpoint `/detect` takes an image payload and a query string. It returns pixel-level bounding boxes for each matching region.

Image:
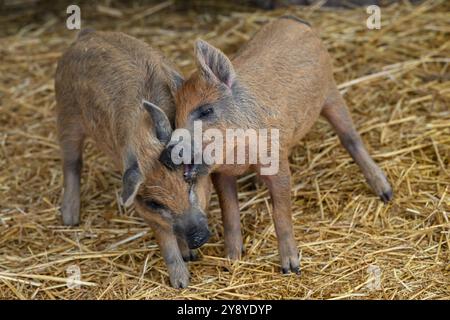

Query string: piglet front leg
[212,173,244,260]
[154,227,190,288]
[177,236,199,262]
[260,160,300,274]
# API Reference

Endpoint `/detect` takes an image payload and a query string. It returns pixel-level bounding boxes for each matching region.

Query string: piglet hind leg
[260,161,300,274]
[321,88,393,203]
[58,120,85,226]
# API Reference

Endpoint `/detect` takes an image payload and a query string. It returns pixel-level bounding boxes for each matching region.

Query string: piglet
[161,16,393,274]
[55,30,212,288]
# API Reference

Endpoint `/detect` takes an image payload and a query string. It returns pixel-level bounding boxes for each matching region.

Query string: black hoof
[282,265,301,275]
[292,266,301,275]
[182,250,199,262]
[379,189,393,204]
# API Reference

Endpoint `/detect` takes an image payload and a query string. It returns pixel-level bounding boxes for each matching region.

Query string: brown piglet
[55,30,212,288]
[161,16,393,274]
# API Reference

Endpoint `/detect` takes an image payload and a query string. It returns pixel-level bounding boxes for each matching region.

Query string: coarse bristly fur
[167,17,393,274]
[1,1,448,299]
[55,30,212,288]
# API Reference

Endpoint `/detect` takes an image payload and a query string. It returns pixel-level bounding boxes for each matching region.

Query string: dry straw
[0,0,449,299]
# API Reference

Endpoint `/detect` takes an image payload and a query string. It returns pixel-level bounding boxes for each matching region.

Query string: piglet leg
[260,160,300,274]
[177,236,199,262]
[212,173,244,260]
[154,227,190,288]
[58,120,85,226]
[322,87,393,203]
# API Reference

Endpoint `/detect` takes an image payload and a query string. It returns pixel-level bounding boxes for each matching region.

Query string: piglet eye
[199,107,214,119]
[144,199,166,211]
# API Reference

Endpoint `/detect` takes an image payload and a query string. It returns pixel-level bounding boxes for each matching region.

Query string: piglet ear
[120,161,143,207]
[142,100,173,145]
[195,39,235,88]
[162,65,184,97]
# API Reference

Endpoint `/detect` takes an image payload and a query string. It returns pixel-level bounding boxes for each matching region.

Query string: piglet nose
[186,228,211,249]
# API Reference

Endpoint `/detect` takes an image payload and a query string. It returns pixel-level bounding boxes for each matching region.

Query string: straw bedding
[0,0,449,299]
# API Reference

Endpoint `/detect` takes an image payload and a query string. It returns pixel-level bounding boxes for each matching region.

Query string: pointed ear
[120,161,143,207]
[162,65,184,97]
[142,100,173,144]
[195,39,235,88]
